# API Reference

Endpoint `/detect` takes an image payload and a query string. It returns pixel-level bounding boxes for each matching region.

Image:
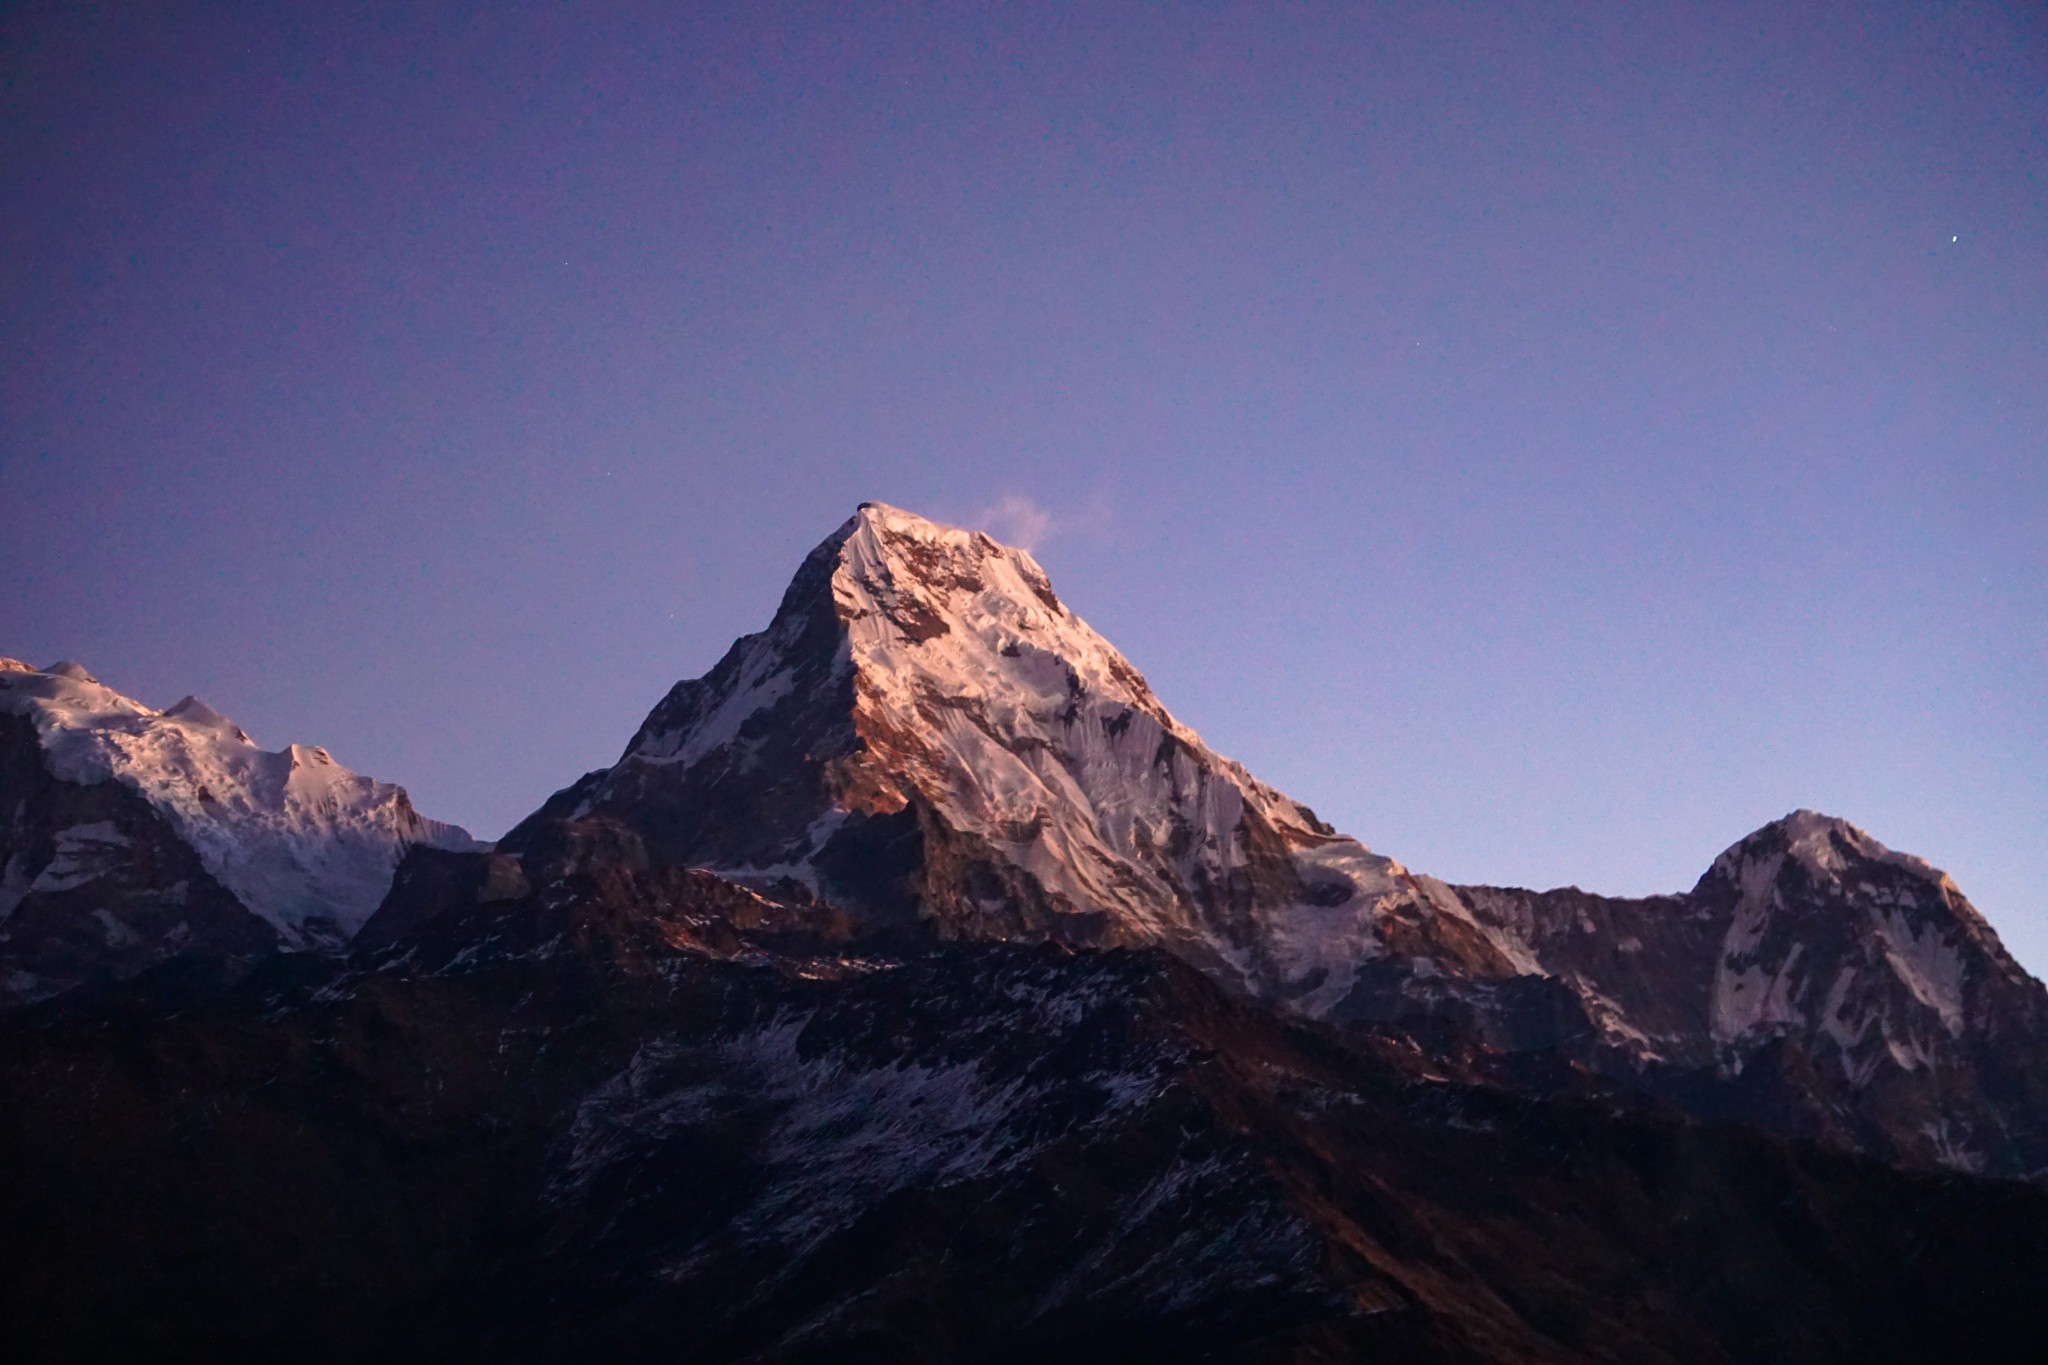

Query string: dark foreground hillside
[1,855,2044,1364]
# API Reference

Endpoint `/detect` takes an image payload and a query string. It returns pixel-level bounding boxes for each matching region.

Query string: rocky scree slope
[507,505,2048,1177]
[0,658,476,1005]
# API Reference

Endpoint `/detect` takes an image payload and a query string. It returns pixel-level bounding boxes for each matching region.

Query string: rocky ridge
[1449,812,2048,1176]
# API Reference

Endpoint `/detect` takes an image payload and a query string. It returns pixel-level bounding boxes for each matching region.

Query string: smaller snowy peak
[1776,809,1875,873]
[0,663,156,729]
[1701,809,1956,902]
[163,695,254,743]
[0,660,477,948]
[1690,807,2036,1098]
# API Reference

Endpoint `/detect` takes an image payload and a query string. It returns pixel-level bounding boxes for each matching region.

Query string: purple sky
[5,3,2045,967]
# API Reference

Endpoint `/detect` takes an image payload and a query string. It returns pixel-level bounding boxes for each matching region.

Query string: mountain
[3,855,2045,1363]
[505,504,2048,1176]
[506,502,1531,1013]
[1449,812,2048,1177]
[0,658,476,1006]
[4,505,2047,1360]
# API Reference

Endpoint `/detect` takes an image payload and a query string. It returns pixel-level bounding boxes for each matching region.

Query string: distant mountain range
[3,504,2043,1361]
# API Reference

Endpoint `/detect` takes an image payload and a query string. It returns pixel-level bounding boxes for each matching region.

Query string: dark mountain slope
[0,852,2043,1364]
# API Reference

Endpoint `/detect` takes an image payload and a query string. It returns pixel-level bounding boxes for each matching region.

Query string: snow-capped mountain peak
[163,694,254,743]
[833,501,1168,722]
[516,504,1526,1011]
[1687,807,2029,1052]
[500,507,2048,1176]
[0,659,477,948]
[1705,809,1946,891]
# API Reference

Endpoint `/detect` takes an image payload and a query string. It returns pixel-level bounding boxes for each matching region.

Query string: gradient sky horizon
[5,3,2045,967]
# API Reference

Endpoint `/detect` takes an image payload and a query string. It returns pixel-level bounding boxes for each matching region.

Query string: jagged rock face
[0,658,477,1003]
[1452,812,2048,1177]
[508,504,1526,1012]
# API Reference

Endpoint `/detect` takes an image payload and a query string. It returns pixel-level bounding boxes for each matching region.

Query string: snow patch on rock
[1870,906,1967,1036]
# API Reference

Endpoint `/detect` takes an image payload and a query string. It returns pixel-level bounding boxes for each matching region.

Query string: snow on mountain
[1694,810,2023,1061]
[503,504,2048,1175]
[1449,809,2048,1174]
[0,658,476,949]
[512,503,1531,1012]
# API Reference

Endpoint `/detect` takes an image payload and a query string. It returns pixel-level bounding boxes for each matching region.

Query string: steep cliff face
[508,503,1526,1011]
[0,658,476,1005]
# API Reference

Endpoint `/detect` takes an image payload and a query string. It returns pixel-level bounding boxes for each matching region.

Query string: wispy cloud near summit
[975,493,1055,549]
[971,492,1111,551]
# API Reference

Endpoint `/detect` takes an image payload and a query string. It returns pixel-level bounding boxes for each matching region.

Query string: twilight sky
[4,3,2045,967]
